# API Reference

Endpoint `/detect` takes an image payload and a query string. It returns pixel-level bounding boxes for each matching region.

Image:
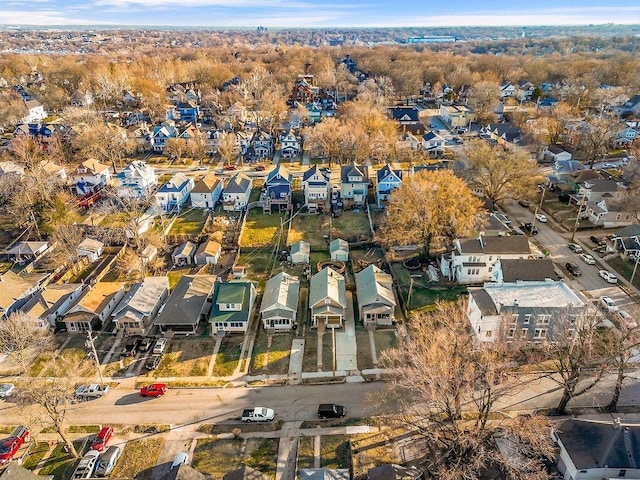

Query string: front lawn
[321,435,351,469]
[110,437,164,480]
[249,330,293,375]
[212,336,243,377]
[153,337,215,377]
[192,438,244,478]
[245,438,279,476]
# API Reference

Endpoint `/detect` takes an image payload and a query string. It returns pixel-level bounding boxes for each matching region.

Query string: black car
[520,222,538,235]
[590,235,606,246]
[121,342,137,357]
[317,403,346,419]
[518,199,530,208]
[565,262,582,276]
[145,355,162,370]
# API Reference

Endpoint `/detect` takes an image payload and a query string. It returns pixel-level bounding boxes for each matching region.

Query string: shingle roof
[498,259,558,282]
[341,164,368,183]
[355,265,395,309]
[468,287,498,315]
[155,275,215,327]
[224,172,252,194]
[260,272,300,320]
[191,173,221,193]
[309,267,346,309]
[457,236,531,255]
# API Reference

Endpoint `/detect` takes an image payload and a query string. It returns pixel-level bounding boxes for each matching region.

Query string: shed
[76,238,104,263]
[290,240,310,264]
[172,241,197,266]
[194,239,222,266]
[329,238,349,262]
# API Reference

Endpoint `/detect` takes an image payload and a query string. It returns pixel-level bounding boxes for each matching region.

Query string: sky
[2,0,640,28]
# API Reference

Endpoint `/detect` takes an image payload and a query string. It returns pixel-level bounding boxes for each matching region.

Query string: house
[389,106,420,127]
[552,418,640,480]
[70,159,111,196]
[209,281,257,334]
[263,164,293,213]
[21,99,47,123]
[355,265,396,328]
[227,102,248,124]
[613,126,638,147]
[612,224,640,258]
[481,123,522,147]
[309,267,347,329]
[302,165,330,213]
[250,130,273,159]
[340,164,369,207]
[536,96,559,109]
[491,259,558,284]
[516,81,536,102]
[439,104,476,128]
[613,94,640,117]
[76,238,104,264]
[6,241,50,263]
[160,464,213,480]
[63,282,125,333]
[155,173,194,212]
[291,75,319,104]
[376,165,403,208]
[299,469,350,480]
[441,235,532,284]
[330,238,349,262]
[499,82,516,98]
[582,199,634,228]
[194,239,222,266]
[367,464,422,480]
[279,129,302,158]
[190,173,222,209]
[155,275,215,335]
[222,172,252,211]
[172,241,197,267]
[260,272,300,331]
[175,101,200,123]
[20,283,84,328]
[467,281,585,343]
[541,145,572,163]
[223,465,268,480]
[114,161,157,199]
[151,121,178,152]
[290,240,310,264]
[112,276,169,335]
[0,271,43,319]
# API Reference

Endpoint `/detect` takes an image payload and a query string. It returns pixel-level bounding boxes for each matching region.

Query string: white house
[6,241,50,263]
[172,241,197,266]
[70,159,111,196]
[194,239,222,266]
[260,272,300,331]
[64,282,126,332]
[21,99,47,123]
[20,283,84,328]
[76,238,104,264]
[190,173,222,210]
[302,165,330,213]
[114,161,157,199]
[330,238,349,262]
[355,265,396,327]
[155,173,194,212]
[222,172,252,211]
[309,267,347,329]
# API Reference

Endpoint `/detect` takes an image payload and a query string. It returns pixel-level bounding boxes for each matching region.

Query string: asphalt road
[0,382,386,427]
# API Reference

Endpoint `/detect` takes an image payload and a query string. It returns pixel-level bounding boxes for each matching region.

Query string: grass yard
[245,438,279,476]
[37,443,77,479]
[288,215,332,249]
[167,267,191,290]
[249,330,293,375]
[332,212,372,240]
[375,330,399,356]
[212,336,243,377]
[608,256,640,290]
[21,441,50,470]
[297,436,315,469]
[237,250,279,285]
[168,209,208,235]
[302,331,333,372]
[192,438,244,478]
[390,262,467,311]
[110,437,164,480]
[30,335,94,378]
[153,338,215,377]
[320,435,351,469]
[355,331,374,370]
[240,211,286,248]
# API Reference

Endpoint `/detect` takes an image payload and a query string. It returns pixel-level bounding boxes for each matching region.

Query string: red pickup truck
[0,426,30,465]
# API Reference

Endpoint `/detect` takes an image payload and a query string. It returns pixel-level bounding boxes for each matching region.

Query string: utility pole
[406,277,415,315]
[571,194,587,242]
[631,254,640,287]
[86,329,104,385]
[532,184,547,232]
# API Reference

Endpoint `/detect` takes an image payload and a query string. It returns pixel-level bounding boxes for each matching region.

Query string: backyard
[168,208,209,236]
[240,211,286,248]
[287,212,372,248]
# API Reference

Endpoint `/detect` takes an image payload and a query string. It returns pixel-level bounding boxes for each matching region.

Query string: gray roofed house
[290,240,310,264]
[309,267,346,329]
[553,418,640,480]
[492,258,559,283]
[222,172,252,211]
[172,241,197,266]
[64,282,126,333]
[612,224,640,257]
[330,238,349,262]
[0,270,43,319]
[355,265,396,327]
[260,272,300,331]
[222,465,268,480]
[299,468,350,480]
[6,241,50,263]
[20,283,84,328]
[155,275,216,335]
[112,276,169,335]
[76,238,104,263]
[194,239,222,266]
[209,281,257,334]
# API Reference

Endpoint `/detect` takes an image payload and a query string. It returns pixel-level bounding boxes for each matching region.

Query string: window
[538,314,551,325]
[534,329,547,339]
[619,470,627,477]
[521,328,529,338]
[523,314,532,324]
[511,314,519,323]
[507,328,515,338]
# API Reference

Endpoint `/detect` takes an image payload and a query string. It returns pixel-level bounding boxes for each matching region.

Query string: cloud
[0,10,110,25]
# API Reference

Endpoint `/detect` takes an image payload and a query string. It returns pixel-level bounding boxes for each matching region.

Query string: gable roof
[582,178,624,193]
[341,164,368,183]
[291,240,310,256]
[20,283,82,319]
[224,172,252,194]
[329,238,349,254]
[309,267,346,309]
[78,158,110,175]
[159,173,191,193]
[77,238,104,253]
[355,265,395,308]
[0,271,41,312]
[260,272,300,318]
[485,122,521,142]
[155,275,215,327]
[556,419,640,471]
[266,164,292,185]
[209,281,255,325]
[195,239,221,257]
[112,276,168,319]
[498,259,558,282]
[173,241,197,258]
[613,224,640,239]
[6,241,49,256]
[376,164,402,184]
[192,173,221,194]
[457,236,531,255]
[389,106,419,122]
[65,282,125,321]
[303,165,329,182]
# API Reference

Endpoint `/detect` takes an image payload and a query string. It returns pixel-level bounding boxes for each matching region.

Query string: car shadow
[114,393,150,406]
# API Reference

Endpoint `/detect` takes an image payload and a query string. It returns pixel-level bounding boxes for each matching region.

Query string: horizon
[3,1,640,29]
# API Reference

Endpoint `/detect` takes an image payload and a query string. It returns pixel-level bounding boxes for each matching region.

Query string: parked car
[599,270,618,284]
[534,213,548,223]
[224,164,237,171]
[317,403,346,419]
[0,383,15,400]
[140,383,167,398]
[455,127,468,134]
[0,426,30,465]
[520,222,538,235]
[138,337,153,352]
[565,262,582,276]
[145,355,162,370]
[590,235,606,246]
[121,341,137,357]
[518,199,530,208]
[578,253,596,265]
[171,452,189,470]
[617,310,637,329]
[253,164,266,171]
[195,165,208,171]
[72,449,100,479]
[600,296,619,313]
[95,445,121,477]
[152,338,168,355]
[75,384,110,401]
[241,407,275,422]
[91,426,114,452]
[567,243,583,253]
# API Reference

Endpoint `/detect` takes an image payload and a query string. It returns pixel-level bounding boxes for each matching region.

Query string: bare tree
[0,312,54,374]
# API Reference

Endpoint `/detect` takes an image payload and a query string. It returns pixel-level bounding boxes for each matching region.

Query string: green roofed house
[260,272,300,331]
[209,281,256,334]
[355,264,396,328]
[309,267,346,329]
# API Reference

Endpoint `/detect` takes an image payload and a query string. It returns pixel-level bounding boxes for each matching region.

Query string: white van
[95,445,121,477]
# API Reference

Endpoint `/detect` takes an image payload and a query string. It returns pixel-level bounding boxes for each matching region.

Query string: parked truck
[75,384,110,401]
[241,407,275,422]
